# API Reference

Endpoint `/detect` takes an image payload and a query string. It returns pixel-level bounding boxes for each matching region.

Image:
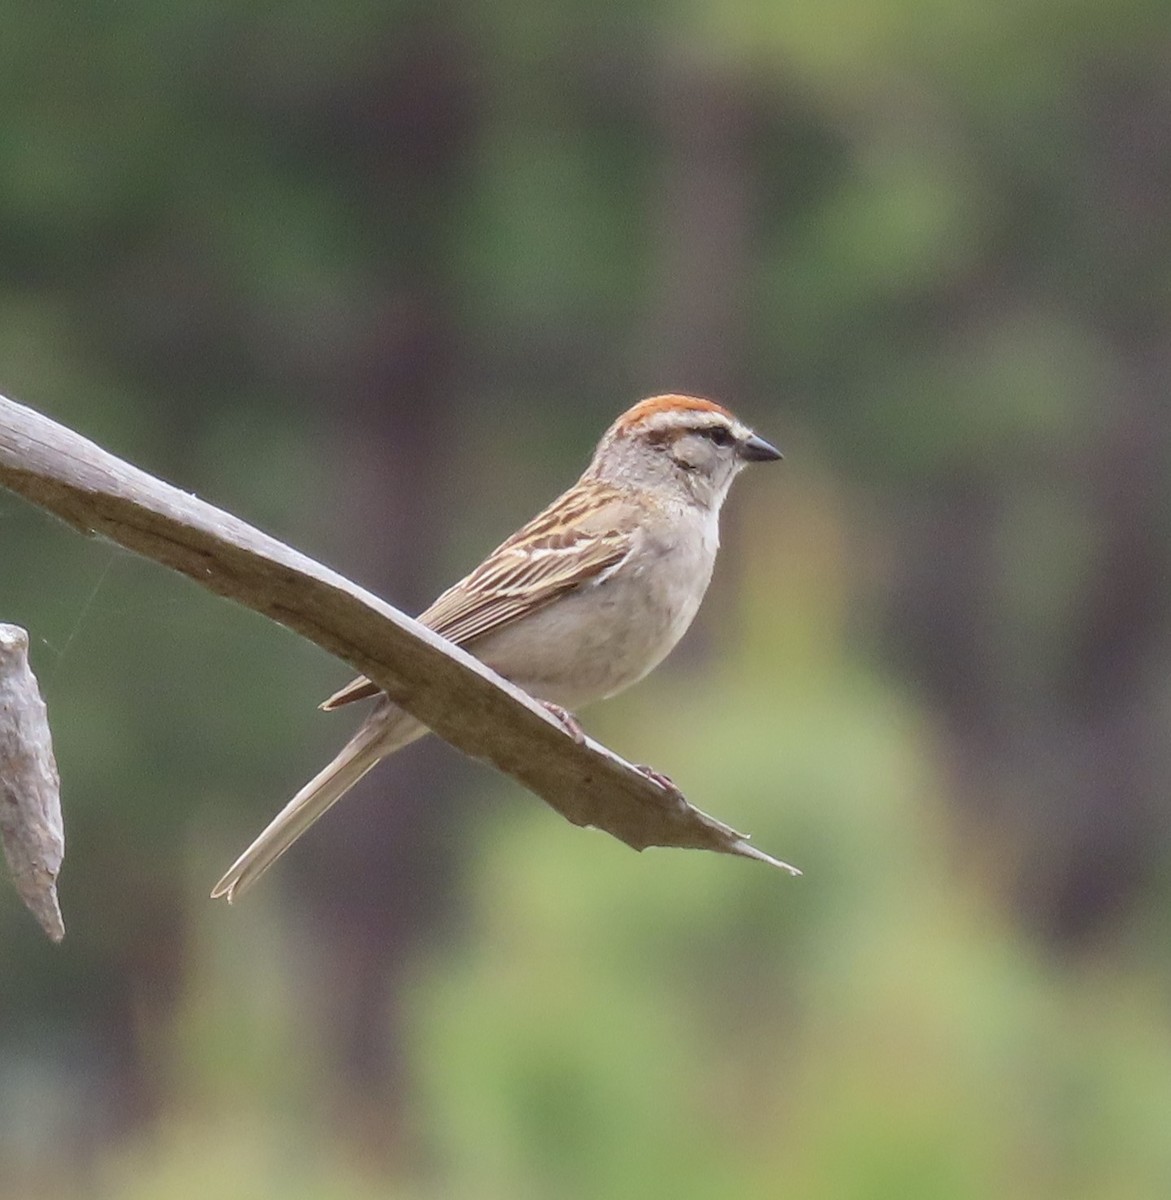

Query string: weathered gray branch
[0,624,65,940]
[0,393,798,887]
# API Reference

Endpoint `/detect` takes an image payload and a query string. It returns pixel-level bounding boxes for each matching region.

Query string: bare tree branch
[0,394,798,886]
[0,624,65,941]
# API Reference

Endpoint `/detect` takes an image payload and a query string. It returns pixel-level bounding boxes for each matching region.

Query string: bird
[212,394,782,901]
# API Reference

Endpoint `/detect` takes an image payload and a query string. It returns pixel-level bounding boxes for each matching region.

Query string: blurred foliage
[3,0,1171,1196]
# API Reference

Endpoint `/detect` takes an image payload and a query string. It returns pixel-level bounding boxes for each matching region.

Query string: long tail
[211,706,425,903]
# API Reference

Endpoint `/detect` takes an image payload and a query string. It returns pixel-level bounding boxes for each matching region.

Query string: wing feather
[321,481,638,710]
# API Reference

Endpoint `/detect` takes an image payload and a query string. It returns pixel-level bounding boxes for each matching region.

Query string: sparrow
[212,394,782,900]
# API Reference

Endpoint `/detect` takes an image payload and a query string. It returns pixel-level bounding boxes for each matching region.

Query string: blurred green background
[4,1,1171,1196]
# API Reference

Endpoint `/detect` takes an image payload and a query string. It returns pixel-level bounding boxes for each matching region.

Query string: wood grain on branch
[0,394,798,882]
[0,623,65,941]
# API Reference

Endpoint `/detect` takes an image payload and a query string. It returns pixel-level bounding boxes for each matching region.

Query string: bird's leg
[541,702,586,745]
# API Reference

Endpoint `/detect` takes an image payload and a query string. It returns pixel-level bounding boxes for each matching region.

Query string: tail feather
[211,709,424,902]
[320,674,381,710]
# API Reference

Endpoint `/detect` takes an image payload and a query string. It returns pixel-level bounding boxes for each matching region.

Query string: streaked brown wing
[321,481,637,711]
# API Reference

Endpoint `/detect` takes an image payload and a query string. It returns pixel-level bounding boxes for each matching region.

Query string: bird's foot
[542,702,586,745]
[635,763,684,801]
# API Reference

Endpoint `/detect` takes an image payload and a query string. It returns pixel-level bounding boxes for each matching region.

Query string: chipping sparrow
[212,394,782,901]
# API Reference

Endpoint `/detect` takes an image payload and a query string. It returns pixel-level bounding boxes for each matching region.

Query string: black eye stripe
[697,425,734,447]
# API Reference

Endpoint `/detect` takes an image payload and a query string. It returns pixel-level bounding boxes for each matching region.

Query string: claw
[635,763,683,799]
[542,702,586,745]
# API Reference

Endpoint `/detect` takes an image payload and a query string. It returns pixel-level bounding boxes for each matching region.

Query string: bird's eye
[703,425,734,448]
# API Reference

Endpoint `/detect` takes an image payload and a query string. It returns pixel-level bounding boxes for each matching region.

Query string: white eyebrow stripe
[643,410,736,434]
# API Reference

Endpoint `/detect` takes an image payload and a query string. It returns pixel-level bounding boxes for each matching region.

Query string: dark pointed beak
[739,432,783,462]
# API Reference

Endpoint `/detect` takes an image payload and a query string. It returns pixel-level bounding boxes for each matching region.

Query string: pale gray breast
[476,505,720,709]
